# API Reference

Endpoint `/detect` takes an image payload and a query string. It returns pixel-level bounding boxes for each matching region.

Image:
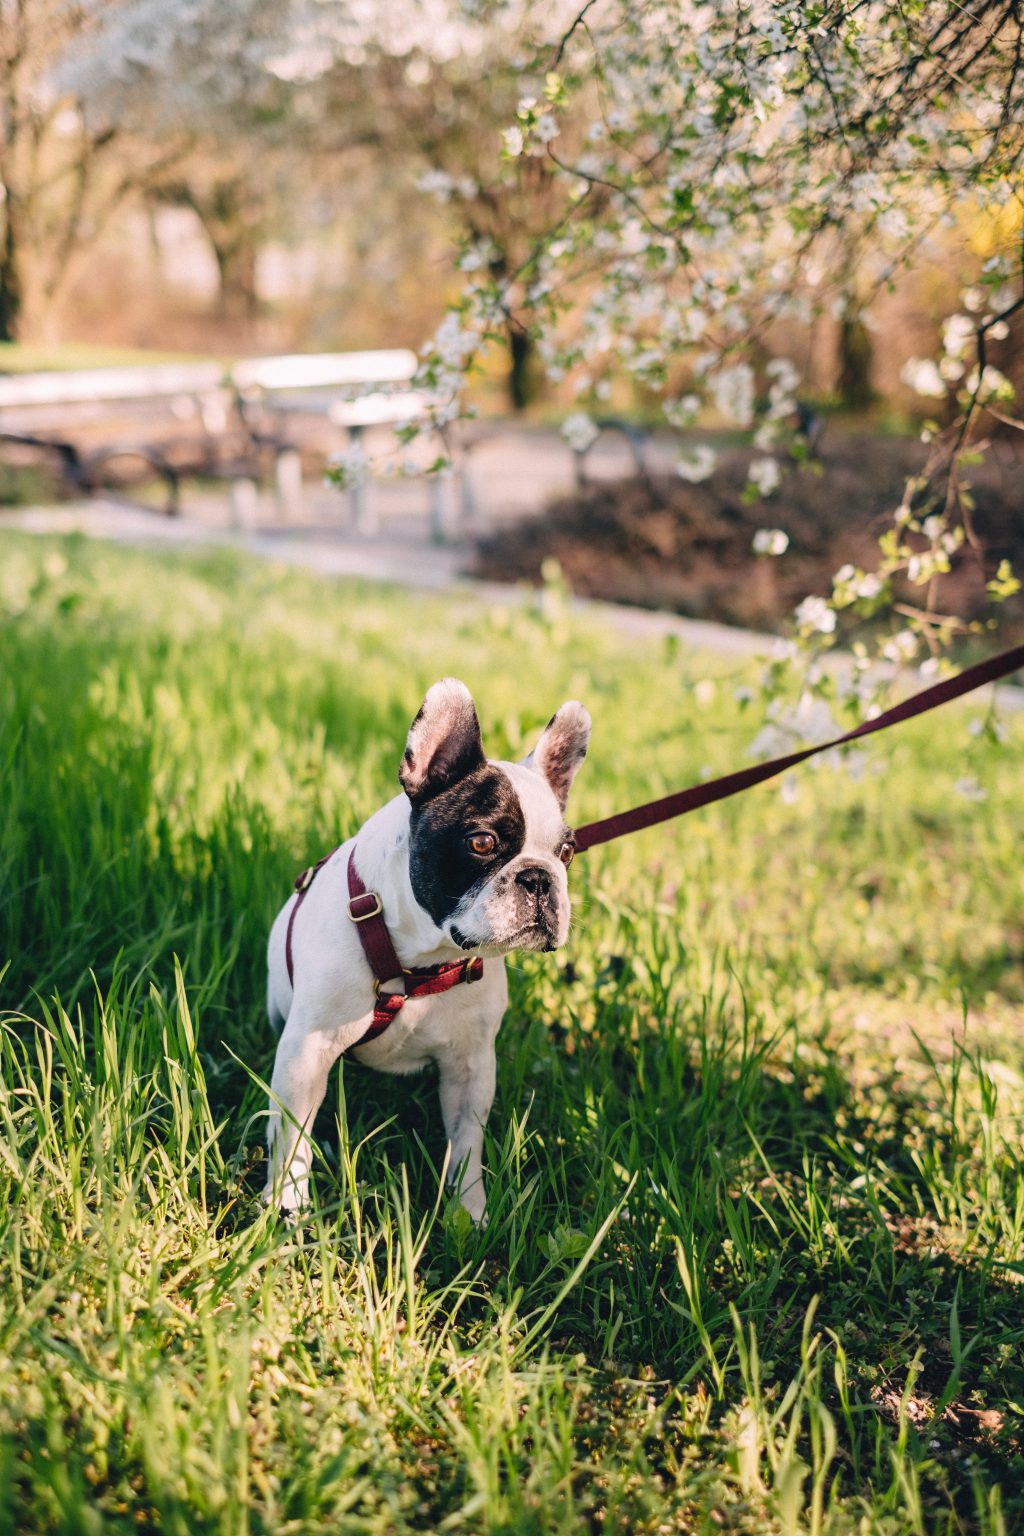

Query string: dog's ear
[524,701,591,811]
[400,679,486,806]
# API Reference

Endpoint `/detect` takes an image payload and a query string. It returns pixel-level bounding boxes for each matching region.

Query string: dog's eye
[558,841,575,868]
[467,832,497,857]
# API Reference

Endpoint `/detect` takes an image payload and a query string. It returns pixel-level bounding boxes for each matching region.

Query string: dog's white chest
[346,963,508,1074]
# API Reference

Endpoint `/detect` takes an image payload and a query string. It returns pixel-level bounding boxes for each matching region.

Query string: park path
[4,419,1021,704]
[3,421,774,659]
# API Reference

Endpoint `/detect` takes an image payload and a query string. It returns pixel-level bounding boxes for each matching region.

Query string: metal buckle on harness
[348,891,383,922]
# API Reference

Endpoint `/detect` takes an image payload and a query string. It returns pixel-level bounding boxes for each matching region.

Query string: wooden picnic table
[0,349,452,536]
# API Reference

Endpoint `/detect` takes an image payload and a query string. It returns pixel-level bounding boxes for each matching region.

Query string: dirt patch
[471,433,1024,641]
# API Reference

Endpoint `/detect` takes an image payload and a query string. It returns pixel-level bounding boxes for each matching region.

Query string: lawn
[1,532,1022,1535]
[0,343,221,373]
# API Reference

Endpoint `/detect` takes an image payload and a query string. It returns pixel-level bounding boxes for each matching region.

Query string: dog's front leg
[264,1015,344,1214]
[437,1047,496,1225]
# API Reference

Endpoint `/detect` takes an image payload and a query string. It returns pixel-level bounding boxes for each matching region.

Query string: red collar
[285,846,483,1048]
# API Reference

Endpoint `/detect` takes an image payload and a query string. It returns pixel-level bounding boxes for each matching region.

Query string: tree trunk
[211,237,260,320]
[837,308,876,411]
[0,221,21,342]
[508,325,534,413]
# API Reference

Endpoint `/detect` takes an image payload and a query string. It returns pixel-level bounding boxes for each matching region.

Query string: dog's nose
[515,866,552,898]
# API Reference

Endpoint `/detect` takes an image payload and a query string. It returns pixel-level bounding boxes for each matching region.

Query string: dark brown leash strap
[346,851,405,989]
[574,642,1024,853]
[285,850,336,984]
[345,850,483,1035]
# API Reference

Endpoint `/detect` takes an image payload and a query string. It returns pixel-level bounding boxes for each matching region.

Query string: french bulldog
[264,678,591,1222]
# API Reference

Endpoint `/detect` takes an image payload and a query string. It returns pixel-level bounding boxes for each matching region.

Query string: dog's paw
[262,1183,307,1226]
[445,1193,488,1236]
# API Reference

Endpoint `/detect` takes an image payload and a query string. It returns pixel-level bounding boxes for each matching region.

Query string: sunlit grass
[1,532,1022,1534]
[0,342,221,372]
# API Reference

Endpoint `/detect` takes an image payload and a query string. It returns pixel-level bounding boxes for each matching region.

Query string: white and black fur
[264,679,591,1222]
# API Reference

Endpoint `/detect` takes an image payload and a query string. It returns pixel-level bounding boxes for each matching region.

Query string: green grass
[0,343,220,374]
[1,532,1023,1535]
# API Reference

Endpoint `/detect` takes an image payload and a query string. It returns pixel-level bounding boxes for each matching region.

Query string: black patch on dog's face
[408,764,525,927]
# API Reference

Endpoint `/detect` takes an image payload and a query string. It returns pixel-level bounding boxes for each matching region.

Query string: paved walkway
[2,422,778,657]
[4,420,1021,700]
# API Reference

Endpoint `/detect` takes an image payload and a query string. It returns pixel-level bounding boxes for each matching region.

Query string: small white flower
[694,679,717,707]
[749,457,781,497]
[710,363,755,427]
[535,113,559,144]
[901,358,946,398]
[417,168,454,201]
[965,364,1014,402]
[766,357,800,394]
[561,412,599,453]
[794,596,837,634]
[330,441,370,486]
[675,445,717,483]
[664,394,701,428]
[961,286,984,312]
[954,776,987,803]
[780,775,800,805]
[854,572,884,600]
[922,515,943,540]
[943,313,976,358]
[502,124,525,157]
[834,564,855,586]
[752,528,789,556]
[988,320,1010,341]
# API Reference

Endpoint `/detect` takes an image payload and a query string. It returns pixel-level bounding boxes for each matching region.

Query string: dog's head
[399,679,591,953]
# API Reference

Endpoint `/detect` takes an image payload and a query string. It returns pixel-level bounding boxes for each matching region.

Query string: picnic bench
[0,361,278,520]
[0,349,449,535]
[232,349,448,538]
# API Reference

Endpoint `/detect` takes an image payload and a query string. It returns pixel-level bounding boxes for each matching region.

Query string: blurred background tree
[2,0,1019,442]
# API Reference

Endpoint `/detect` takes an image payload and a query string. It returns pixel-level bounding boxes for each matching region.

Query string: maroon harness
[285,640,1024,1049]
[285,847,483,1050]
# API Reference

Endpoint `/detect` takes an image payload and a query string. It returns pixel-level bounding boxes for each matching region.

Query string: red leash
[574,642,1024,853]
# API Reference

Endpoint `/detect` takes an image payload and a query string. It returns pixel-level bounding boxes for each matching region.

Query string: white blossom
[749,457,781,497]
[710,363,755,427]
[901,358,946,397]
[794,596,837,634]
[417,168,454,201]
[752,527,789,555]
[675,445,717,482]
[881,630,918,663]
[964,365,1014,402]
[561,412,599,453]
[664,394,701,428]
[943,313,976,357]
[328,440,370,486]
